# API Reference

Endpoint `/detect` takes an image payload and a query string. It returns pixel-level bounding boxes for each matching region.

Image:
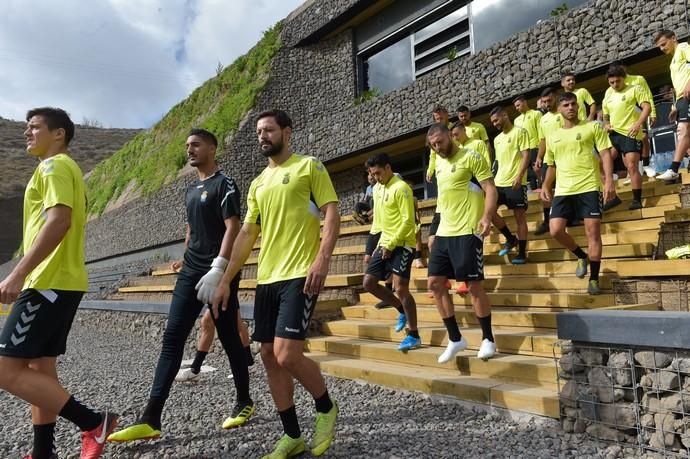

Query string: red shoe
[81,411,119,459]
[456,282,469,296]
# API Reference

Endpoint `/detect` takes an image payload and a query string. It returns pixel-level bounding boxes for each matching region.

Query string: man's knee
[0,356,24,389]
[275,345,303,370]
[362,275,379,292]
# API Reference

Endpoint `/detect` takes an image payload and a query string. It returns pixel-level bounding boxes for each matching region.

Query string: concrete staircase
[107,176,684,418]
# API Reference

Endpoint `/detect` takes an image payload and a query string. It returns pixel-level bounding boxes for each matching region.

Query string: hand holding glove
[195,256,228,305]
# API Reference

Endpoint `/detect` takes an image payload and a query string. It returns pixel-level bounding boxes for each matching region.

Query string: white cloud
[0,0,303,128]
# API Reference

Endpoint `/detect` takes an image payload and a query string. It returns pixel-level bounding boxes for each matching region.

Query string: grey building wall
[80,0,687,262]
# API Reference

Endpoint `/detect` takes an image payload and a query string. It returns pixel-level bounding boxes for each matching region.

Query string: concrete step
[616,259,690,277]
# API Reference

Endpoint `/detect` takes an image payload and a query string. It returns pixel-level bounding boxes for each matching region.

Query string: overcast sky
[0,0,304,128]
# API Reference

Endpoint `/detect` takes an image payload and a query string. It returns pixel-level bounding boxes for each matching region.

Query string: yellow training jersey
[544,121,612,196]
[22,153,88,291]
[670,43,690,99]
[377,175,417,249]
[494,126,530,187]
[514,109,542,149]
[245,154,338,284]
[459,138,491,170]
[369,182,383,235]
[435,148,493,237]
[573,87,595,121]
[465,121,489,142]
[625,74,656,118]
[602,84,650,140]
[538,111,563,142]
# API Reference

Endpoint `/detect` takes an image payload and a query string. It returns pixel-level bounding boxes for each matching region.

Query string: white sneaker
[622,178,631,185]
[643,166,657,178]
[437,337,468,364]
[175,367,200,382]
[477,339,497,360]
[657,169,679,181]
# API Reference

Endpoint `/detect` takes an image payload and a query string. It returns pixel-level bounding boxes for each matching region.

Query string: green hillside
[86,24,282,215]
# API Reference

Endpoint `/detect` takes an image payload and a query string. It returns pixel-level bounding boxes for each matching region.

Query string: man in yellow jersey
[513,95,543,191]
[211,110,339,459]
[656,30,690,181]
[365,170,396,309]
[457,105,493,162]
[0,107,117,459]
[426,123,498,363]
[623,69,657,176]
[534,87,563,235]
[363,154,420,352]
[602,65,652,210]
[451,122,491,168]
[540,93,616,295]
[426,106,452,254]
[489,107,531,265]
[561,72,597,121]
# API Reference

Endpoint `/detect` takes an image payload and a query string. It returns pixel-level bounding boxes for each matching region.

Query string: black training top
[183,170,241,274]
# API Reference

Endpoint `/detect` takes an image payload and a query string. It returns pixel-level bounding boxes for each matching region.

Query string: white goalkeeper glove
[195,256,228,304]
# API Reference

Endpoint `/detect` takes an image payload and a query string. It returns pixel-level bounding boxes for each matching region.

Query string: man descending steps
[540,93,616,295]
[425,123,498,363]
[534,87,563,235]
[513,95,543,192]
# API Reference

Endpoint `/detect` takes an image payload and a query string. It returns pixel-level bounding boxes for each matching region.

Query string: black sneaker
[628,200,642,210]
[602,196,622,211]
[534,221,549,236]
[374,301,390,309]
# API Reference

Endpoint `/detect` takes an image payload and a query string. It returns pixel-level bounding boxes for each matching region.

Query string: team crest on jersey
[451,164,456,173]
[621,95,626,101]
[282,172,290,184]
[200,190,208,203]
[312,157,325,172]
[576,133,582,140]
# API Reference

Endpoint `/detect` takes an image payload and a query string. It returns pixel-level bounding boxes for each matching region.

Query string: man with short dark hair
[534,87,563,235]
[561,72,597,121]
[513,95,543,191]
[363,154,420,352]
[457,105,491,154]
[540,93,616,295]
[212,110,340,459]
[0,107,117,459]
[656,29,690,181]
[602,65,651,210]
[108,128,253,444]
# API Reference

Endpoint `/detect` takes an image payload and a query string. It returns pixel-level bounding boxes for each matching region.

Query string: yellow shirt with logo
[602,84,650,140]
[514,109,542,149]
[245,154,338,284]
[465,121,489,142]
[378,175,417,249]
[538,111,563,142]
[573,87,595,121]
[494,126,530,187]
[625,74,656,118]
[22,153,88,291]
[459,138,491,170]
[435,148,493,237]
[670,42,690,99]
[544,121,613,196]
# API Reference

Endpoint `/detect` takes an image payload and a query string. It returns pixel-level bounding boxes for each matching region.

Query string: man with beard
[212,110,340,458]
[561,72,597,121]
[426,123,498,363]
[108,129,253,443]
[540,92,616,295]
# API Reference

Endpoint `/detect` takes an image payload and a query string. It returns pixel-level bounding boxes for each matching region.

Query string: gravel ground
[0,311,649,459]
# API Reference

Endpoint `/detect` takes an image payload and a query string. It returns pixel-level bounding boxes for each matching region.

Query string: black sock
[499,225,514,242]
[32,422,56,459]
[386,283,393,292]
[672,161,681,173]
[408,329,420,339]
[279,405,301,439]
[518,240,527,257]
[542,208,550,223]
[190,350,208,374]
[572,246,587,259]
[590,260,601,281]
[58,396,101,432]
[139,396,165,430]
[394,304,405,315]
[314,390,334,414]
[245,346,255,366]
[477,315,494,342]
[632,189,642,202]
[414,250,422,260]
[642,156,650,166]
[442,316,462,342]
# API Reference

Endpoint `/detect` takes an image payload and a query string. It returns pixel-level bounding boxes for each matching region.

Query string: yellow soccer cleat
[261,434,306,459]
[222,401,255,429]
[107,423,161,442]
[310,402,339,456]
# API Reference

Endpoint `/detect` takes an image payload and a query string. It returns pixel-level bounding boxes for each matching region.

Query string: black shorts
[609,131,642,155]
[497,186,528,210]
[365,232,381,257]
[677,97,690,123]
[550,191,603,220]
[366,246,414,280]
[529,148,538,166]
[429,213,441,236]
[252,277,317,342]
[0,289,83,358]
[428,235,485,282]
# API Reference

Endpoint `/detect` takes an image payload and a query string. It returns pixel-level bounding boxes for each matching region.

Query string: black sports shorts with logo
[252,277,317,342]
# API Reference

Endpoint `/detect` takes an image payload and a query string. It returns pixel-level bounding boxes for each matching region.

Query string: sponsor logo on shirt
[200,190,208,203]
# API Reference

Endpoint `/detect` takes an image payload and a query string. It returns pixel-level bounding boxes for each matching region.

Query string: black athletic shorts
[365,232,381,257]
[428,235,485,282]
[429,212,441,236]
[497,185,528,210]
[609,131,642,155]
[677,97,690,123]
[529,148,538,166]
[252,277,317,342]
[0,289,83,358]
[550,191,603,220]
[366,246,414,280]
